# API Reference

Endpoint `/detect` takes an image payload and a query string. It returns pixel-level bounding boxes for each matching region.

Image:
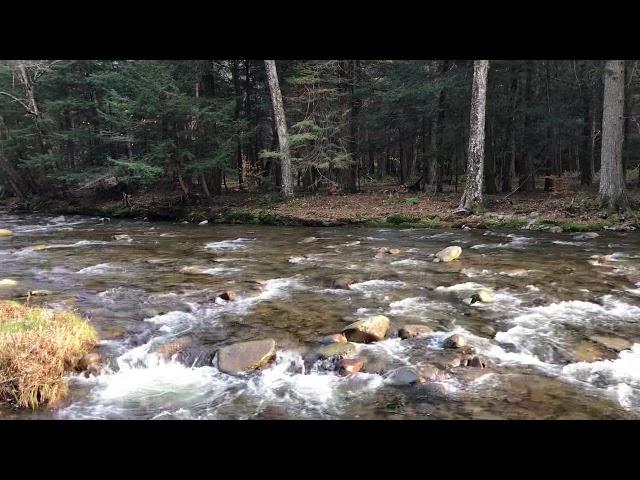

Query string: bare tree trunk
[264,60,293,197]
[459,60,490,212]
[599,60,628,211]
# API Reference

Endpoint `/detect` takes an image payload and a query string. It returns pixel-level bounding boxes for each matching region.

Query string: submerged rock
[587,335,632,353]
[0,279,17,287]
[338,358,364,376]
[574,340,617,362]
[199,220,209,225]
[574,232,599,240]
[479,325,497,338]
[299,236,318,244]
[316,342,356,359]
[433,246,462,263]
[319,333,347,345]
[77,352,101,371]
[418,365,446,382]
[342,315,390,343]
[112,234,132,241]
[384,366,422,386]
[333,276,355,290]
[217,339,277,375]
[548,226,563,233]
[398,324,433,340]
[0,229,14,237]
[375,247,401,258]
[28,290,52,297]
[32,244,47,251]
[443,334,467,349]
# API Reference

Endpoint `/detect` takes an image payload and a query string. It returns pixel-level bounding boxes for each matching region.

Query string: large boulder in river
[433,246,462,263]
[342,315,390,343]
[398,324,433,340]
[217,339,277,375]
[443,334,467,349]
[333,276,355,290]
[0,229,14,237]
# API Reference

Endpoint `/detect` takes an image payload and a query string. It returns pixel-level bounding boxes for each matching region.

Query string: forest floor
[4,173,640,232]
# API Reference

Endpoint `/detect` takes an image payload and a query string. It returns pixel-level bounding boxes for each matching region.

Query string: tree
[264,60,293,197]
[458,60,490,212]
[599,60,628,211]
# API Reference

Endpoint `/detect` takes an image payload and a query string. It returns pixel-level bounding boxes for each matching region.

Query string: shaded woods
[0,60,637,214]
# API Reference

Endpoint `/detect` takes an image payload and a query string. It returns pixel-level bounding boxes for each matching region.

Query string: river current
[1,213,640,419]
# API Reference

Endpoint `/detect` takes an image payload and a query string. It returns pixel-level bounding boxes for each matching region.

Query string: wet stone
[217,339,277,375]
[319,333,347,345]
[433,246,462,263]
[385,367,423,386]
[316,342,356,359]
[342,315,390,343]
[333,276,354,290]
[443,334,467,349]
[338,358,364,376]
[398,324,433,340]
[588,335,632,352]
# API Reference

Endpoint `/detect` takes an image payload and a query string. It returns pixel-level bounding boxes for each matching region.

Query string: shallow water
[1,213,640,419]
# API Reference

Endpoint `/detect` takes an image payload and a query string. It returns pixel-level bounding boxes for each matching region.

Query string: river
[1,213,640,419]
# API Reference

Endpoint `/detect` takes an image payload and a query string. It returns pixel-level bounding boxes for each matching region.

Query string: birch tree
[458,60,490,213]
[264,60,293,197]
[599,60,628,211]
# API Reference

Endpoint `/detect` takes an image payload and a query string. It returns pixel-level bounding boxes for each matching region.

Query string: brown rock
[338,358,364,376]
[443,334,467,349]
[218,291,236,301]
[316,342,356,359]
[217,339,277,375]
[398,324,433,340]
[77,352,101,371]
[342,315,390,343]
[418,365,446,382]
[333,277,354,290]
[319,333,347,345]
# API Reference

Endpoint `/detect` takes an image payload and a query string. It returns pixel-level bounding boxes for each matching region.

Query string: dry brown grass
[0,301,97,409]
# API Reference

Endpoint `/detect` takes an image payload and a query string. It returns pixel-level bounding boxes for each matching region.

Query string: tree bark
[459,60,490,212]
[599,60,628,211]
[264,60,293,197]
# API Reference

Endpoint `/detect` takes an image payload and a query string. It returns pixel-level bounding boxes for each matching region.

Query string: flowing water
[2,213,640,419]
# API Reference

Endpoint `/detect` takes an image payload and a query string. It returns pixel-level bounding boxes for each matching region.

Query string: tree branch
[0,91,37,115]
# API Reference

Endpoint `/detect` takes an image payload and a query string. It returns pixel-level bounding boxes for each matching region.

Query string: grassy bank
[0,301,97,409]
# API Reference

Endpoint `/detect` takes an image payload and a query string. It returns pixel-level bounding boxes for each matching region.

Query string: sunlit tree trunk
[459,60,489,212]
[264,60,293,197]
[599,60,628,211]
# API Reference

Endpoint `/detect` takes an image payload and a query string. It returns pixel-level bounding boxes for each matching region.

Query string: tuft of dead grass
[0,301,97,409]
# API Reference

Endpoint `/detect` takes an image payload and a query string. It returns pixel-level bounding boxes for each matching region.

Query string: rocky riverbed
[1,213,640,419]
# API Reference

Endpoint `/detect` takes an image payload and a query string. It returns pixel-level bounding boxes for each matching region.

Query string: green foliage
[403,197,419,206]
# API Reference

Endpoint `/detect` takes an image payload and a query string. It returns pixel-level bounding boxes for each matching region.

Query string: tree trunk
[264,60,293,197]
[459,60,489,212]
[599,60,628,211]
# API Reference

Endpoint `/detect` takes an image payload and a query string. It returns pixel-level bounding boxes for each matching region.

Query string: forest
[0,60,637,225]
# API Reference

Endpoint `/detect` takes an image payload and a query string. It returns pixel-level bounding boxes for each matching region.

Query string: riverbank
[3,175,639,233]
[0,301,98,409]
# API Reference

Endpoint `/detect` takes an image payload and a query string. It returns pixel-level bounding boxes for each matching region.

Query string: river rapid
[2,213,640,420]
